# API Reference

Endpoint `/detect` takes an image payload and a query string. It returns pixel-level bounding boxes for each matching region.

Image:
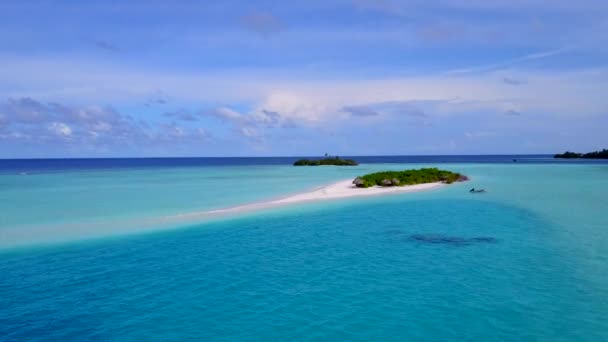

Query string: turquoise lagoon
[1,158,607,341]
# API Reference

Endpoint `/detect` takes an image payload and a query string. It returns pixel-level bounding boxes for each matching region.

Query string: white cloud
[240,126,257,137]
[1,56,607,129]
[254,91,334,124]
[197,128,209,137]
[49,122,72,137]
[212,107,244,121]
[446,47,570,74]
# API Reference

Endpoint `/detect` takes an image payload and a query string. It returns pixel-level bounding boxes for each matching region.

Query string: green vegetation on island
[352,168,468,188]
[554,149,608,159]
[293,157,358,166]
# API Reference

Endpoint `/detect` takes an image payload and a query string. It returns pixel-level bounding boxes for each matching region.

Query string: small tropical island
[294,156,358,166]
[209,168,469,214]
[554,149,608,159]
[352,168,468,188]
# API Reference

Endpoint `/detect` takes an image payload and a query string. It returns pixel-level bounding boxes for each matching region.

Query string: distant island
[294,157,358,166]
[554,149,608,159]
[352,168,468,188]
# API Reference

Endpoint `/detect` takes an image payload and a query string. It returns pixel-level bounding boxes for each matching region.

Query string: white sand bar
[0,180,446,249]
[273,180,443,204]
[193,180,444,217]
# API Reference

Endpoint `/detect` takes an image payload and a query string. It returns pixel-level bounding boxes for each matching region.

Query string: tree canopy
[294,157,358,166]
[555,149,608,159]
[353,168,467,188]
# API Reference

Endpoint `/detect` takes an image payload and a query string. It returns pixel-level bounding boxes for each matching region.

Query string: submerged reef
[408,234,497,246]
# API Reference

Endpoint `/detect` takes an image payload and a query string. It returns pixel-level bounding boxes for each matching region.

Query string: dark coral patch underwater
[408,234,498,246]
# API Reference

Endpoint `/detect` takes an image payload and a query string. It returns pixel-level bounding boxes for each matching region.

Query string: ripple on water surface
[1,197,607,341]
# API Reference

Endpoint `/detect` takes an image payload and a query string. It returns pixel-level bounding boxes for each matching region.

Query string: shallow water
[1,158,607,341]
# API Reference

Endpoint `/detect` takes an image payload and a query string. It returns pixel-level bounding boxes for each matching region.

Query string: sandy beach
[202,179,445,216]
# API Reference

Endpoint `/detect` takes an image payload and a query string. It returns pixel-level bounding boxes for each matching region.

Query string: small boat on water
[469,188,486,193]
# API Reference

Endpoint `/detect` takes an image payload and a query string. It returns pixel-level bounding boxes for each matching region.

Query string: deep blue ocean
[1,154,604,174]
[1,156,607,341]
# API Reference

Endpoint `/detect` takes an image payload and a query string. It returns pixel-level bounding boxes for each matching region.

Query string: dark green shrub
[355,168,465,188]
[293,157,358,166]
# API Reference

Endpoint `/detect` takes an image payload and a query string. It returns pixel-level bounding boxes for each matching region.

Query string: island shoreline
[173,179,447,219]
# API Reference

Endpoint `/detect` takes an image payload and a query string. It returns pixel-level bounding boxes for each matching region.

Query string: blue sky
[0,0,607,157]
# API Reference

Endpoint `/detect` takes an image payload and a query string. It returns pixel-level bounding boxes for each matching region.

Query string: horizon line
[0,153,556,161]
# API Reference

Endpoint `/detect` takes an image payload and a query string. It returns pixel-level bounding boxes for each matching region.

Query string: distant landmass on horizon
[554,149,608,159]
